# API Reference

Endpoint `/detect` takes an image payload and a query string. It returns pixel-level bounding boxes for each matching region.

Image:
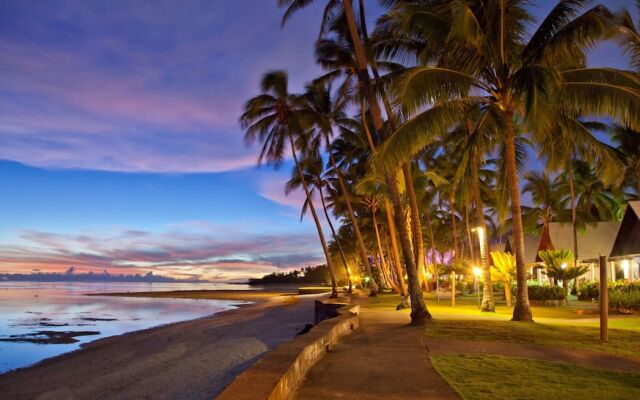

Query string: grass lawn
[367,293,640,357]
[431,354,640,400]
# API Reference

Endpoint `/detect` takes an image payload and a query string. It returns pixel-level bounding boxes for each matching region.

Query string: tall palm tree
[375,0,640,321]
[241,71,339,297]
[522,171,568,234]
[300,81,380,295]
[280,0,431,323]
[611,124,640,197]
[286,154,353,292]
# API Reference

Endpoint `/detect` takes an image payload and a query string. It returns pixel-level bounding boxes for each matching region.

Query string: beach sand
[0,290,320,400]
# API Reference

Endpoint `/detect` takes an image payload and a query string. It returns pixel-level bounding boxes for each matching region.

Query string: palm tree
[299,81,380,295]
[280,0,431,323]
[611,124,640,198]
[286,154,353,292]
[490,251,517,307]
[538,249,588,300]
[522,171,568,233]
[241,71,339,297]
[375,0,640,321]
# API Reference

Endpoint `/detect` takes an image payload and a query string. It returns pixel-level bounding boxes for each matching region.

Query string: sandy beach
[0,290,320,400]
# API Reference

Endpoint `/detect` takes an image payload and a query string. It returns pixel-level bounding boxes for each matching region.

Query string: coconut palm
[374,0,640,321]
[299,81,381,295]
[522,171,568,234]
[285,154,353,292]
[280,0,431,323]
[240,71,339,297]
[610,124,640,197]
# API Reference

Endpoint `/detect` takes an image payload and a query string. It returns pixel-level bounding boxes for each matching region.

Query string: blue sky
[0,0,636,281]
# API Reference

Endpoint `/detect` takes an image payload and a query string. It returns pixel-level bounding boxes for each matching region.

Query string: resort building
[609,201,640,282]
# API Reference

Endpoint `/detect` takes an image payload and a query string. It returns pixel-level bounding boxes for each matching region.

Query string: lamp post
[473,266,482,307]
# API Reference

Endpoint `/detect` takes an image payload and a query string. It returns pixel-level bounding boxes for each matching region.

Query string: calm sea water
[0,281,253,373]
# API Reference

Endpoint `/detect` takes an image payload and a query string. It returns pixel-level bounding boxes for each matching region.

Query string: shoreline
[0,290,319,400]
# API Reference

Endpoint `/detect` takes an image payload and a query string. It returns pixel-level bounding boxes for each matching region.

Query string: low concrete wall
[216,303,360,400]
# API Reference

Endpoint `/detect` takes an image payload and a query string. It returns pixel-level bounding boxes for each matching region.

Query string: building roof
[609,201,640,258]
[490,234,540,265]
[547,221,619,262]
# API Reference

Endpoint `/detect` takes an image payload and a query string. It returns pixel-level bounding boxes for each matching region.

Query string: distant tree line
[0,268,202,283]
[248,265,329,285]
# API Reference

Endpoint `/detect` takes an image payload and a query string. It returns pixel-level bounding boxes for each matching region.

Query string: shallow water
[0,281,252,373]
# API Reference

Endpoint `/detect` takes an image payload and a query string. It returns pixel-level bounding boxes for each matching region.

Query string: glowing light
[561,263,567,270]
[364,276,370,282]
[622,259,630,279]
[472,266,482,277]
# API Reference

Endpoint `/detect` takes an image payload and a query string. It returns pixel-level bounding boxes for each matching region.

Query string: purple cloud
[0,224,325,281]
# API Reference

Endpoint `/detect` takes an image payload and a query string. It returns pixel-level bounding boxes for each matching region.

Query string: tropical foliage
[240,1,640,324]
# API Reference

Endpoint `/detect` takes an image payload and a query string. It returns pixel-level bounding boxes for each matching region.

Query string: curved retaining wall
[216,303,360,400]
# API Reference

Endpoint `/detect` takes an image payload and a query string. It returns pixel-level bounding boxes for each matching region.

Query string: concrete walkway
[294,301,460,400]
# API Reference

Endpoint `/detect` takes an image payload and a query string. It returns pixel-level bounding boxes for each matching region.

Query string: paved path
[424,337,640,374]
[294,301,460,400]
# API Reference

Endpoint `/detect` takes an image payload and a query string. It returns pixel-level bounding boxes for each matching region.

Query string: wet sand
[0,290,319,400]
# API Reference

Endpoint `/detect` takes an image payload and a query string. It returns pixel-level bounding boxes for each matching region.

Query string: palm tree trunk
[504,279,512,307]
[326,145,378,295]
[425,207,440,298]
[343,0,429,323]
[465,206,475,263]
[318,185,352,293]
[385,200,408,298]
[450,194,459,262]
[504,112,533,322]
[470,145,495,312]
[372,210,399,293]
[568,159,579,268]
[357,0,427,280]
[288,134,338,297]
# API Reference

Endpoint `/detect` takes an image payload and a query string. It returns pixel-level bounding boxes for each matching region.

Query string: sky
[0,0,636,281]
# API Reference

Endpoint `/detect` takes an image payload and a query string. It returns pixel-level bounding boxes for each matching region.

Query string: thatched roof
[547,221,619,262]
[609,201,640,258]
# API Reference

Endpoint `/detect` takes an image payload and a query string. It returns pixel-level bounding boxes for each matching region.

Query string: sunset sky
[0,0,636,281]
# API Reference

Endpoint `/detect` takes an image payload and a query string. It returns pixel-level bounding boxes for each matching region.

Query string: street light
[473,266,482,307]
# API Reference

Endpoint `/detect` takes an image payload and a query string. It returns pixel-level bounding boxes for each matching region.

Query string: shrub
[578,281,599,300]
[528,285,566,301]
[577,281,640,309]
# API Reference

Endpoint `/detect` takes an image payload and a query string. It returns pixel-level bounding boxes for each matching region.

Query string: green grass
[425,319,640,357]
[431,354,640,400]
[367,293,640,356]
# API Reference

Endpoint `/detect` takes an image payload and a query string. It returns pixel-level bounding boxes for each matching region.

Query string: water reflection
[0,282,250,373]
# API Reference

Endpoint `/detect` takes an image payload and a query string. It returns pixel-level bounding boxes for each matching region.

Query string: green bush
[577,281,640,309]
[578,281,599,300]
[528,285,566,301]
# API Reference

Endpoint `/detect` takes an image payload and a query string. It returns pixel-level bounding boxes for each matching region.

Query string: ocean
[0,281,251,373]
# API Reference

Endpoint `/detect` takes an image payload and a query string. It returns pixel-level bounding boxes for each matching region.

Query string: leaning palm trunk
[344,0,429,323]
[450,194,459,261]
[372,208,400,293]
[471,150,495,311]
[289,134,338,297]
[568,160,579,268]
[318,185,352,293]
[385,200,408,297]
[360,103,407,298]
[327,147,378,295]
[504,114,533,322]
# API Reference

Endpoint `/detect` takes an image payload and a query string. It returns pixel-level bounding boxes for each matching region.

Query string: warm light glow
[472,266,482,277]
[561,262,567,270]
[622,259,630,279]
